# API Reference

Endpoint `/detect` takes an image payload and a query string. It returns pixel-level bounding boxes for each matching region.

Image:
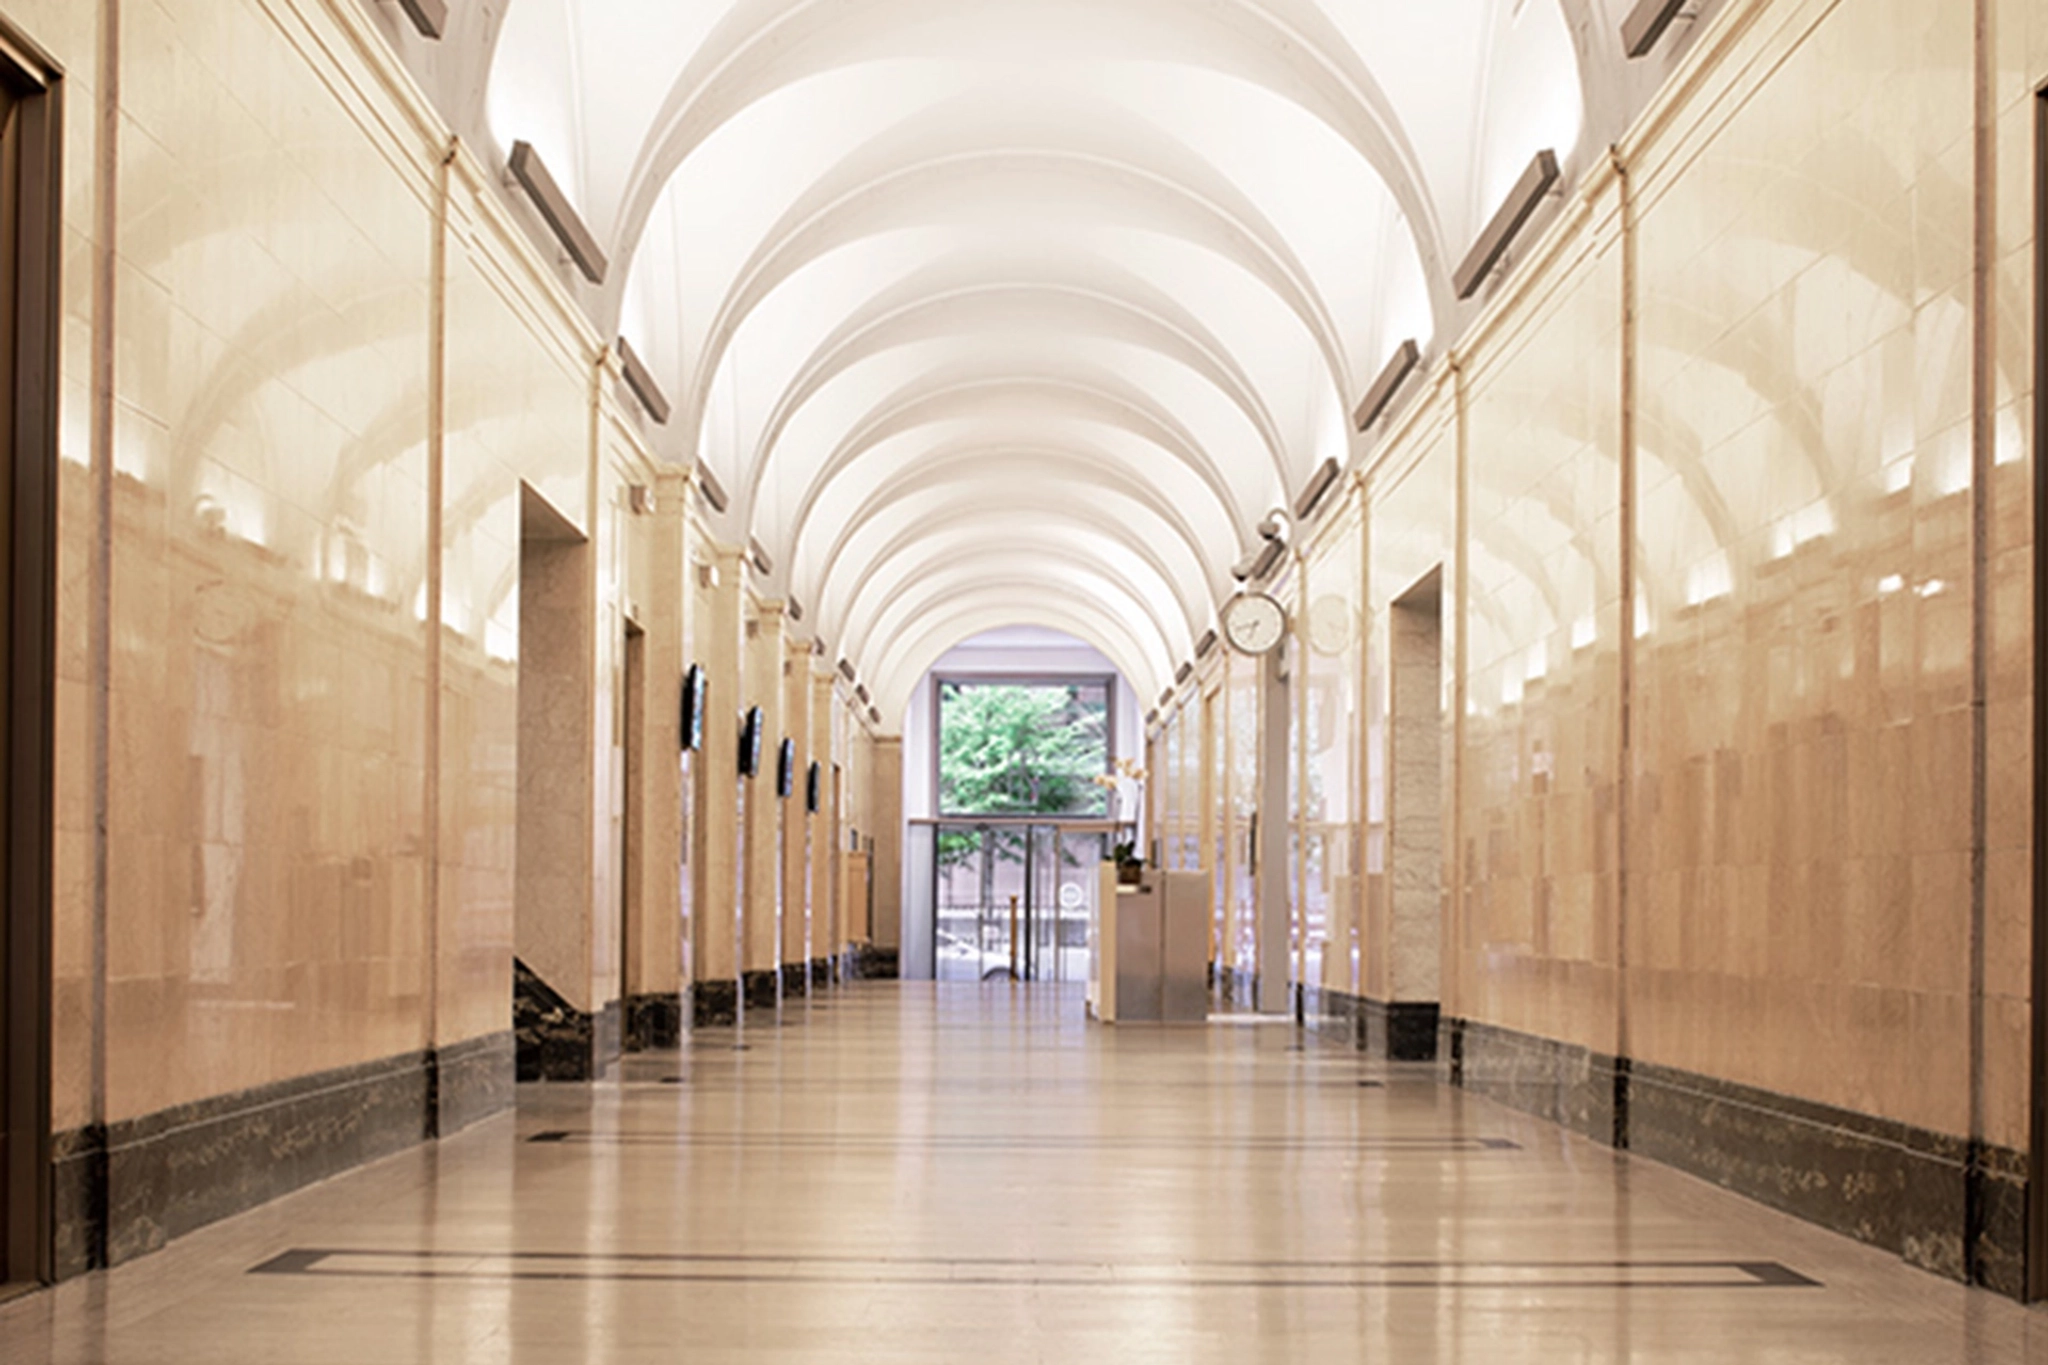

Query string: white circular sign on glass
[1220,592,1288,656]
[1059,883,1085,911]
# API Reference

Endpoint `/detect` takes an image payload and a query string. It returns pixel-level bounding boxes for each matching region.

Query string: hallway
[1,987,2041,1364]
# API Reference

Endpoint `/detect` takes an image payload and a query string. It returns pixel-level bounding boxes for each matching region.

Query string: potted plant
[1112,839,1144,886]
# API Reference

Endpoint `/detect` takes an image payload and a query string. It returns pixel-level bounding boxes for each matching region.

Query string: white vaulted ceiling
[480,0,1614,717]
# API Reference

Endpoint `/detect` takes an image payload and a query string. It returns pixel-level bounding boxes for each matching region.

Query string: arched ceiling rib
[484,0,1607,717]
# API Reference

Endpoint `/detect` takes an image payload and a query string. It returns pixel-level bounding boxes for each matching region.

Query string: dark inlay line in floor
[249,1248,1819,1291]
[522,1130,1520,1151]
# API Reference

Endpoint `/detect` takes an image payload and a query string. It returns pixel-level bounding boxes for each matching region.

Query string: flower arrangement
[1093,758,1149,882]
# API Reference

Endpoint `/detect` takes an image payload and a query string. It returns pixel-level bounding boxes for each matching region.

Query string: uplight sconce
[1622,0,1694,57]
[696,465,729,514]
[1293,458,1342,523]
[1354,339,1421,433]
[1453,150,1560,299]
[616,338,670,425]
[396,0,445,38]
[1195,629,1219,659]
[507,141,607,284]
[749,538,774,576]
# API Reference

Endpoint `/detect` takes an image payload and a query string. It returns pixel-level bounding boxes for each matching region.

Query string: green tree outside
[936,681,1109,876]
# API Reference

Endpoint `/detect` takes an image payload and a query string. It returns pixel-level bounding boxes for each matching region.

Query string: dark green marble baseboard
[844,944,899,980]
[51,1035,513,1278]
[623,994,685,1051]
[430,1032,516,1136]
[808,957,834,987]
[743,969,780,1011]
[692,979,739,1027]
[1445,1016,2028,1299]
[779,961,809,998]
[514,959,620,1081]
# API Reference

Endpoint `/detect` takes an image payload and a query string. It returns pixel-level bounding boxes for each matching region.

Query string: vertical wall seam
[2029,75,2048,1305]
[1615,145,1638,1144]
[1965,0,1995,1288]
[1450,361,1469,1039]
[422,136,453,1119]
[86,0,120,1205]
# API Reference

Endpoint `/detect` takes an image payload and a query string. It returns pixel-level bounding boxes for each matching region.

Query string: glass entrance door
[931,822,1108,984]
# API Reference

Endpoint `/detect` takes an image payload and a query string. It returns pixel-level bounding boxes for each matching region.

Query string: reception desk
[1089,867,1209,1023]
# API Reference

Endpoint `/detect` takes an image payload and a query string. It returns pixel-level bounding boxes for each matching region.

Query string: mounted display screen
[776,738,797,798]
[739,706,765,777]
[680,664,707,753]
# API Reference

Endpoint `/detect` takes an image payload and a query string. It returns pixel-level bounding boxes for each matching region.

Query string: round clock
[1221,592,1289,655]
[1307,595,1356,655]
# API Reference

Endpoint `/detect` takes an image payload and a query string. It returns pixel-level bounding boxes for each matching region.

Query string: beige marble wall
[809,669,838,961]
[619,469,689,1001]
[781,638,813,966]
[1361,418,1454,1008]
[690,545,745,985]
[1461,210,1626,1056]
[741,599,784,976]
[870,736,903,951]
[42,0,106,1136]
[515,503,593,1006]
[1984,0,2042,1153]
[1623,0,1990,1135]
[1387,591,1442,1004]
[38,0,679,1136]
[1296,508,1364,997]
[1223,649,1257,974]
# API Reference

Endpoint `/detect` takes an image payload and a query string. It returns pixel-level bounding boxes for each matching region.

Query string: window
[935,677,1112,818]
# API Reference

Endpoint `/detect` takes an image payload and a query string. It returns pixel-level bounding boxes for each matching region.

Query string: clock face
[1308,595,1355,655]
[1222,593,1288,655]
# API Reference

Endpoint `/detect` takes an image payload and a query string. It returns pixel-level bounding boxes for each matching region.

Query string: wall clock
[1220,592,1289,655]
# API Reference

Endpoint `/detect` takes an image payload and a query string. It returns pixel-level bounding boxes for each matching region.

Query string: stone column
[741,599,787,1011]
[810,668,840,982]
[779,637,814,995]
[621,468,689,1050]
[689,544,745,1027]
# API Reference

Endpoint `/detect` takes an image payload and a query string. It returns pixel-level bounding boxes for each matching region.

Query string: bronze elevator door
[0,77,20,1288]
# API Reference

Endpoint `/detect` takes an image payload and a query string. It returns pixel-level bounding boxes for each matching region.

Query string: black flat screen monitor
[739,706,764,777]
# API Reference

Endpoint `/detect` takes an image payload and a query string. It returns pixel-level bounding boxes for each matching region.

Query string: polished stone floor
[5,983,2048,1363]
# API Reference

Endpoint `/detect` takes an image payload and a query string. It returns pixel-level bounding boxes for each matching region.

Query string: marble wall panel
[1628,0,1981,1138]
[99,0,435,1122]
[1295,508,1364,999]
[1460,235,1625,1058]
[43,0,105,1138]
[1363,422,1453,1008]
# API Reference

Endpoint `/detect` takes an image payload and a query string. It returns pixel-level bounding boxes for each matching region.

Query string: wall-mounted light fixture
[837,657,857,683]
[616,337,670,425]
[787,597,805,623]
[749,538,773,576]
[395,0,446,39]
[868,706,882,726]
[1453,150,1560,299]
[855,683,871,705]
[1355,339,1422,434]
[1147,708,1160,728]
[695,465,729,514]
[1174,661,1195,686]
[1247,539,1289,583]
[1293,458,1342,523]
[507,142,607,284]
[1622,0,1693,57]
[1195,629,1219,659]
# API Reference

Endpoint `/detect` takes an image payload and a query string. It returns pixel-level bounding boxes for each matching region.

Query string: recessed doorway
[0,23,60,1293]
